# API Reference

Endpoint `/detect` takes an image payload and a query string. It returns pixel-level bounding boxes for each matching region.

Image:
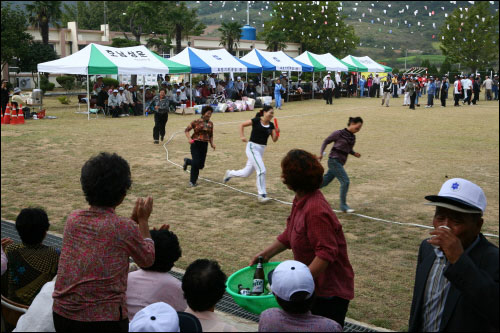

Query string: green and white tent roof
[295,51,351,72]
[37,43,190,75]
[341,55,369,72]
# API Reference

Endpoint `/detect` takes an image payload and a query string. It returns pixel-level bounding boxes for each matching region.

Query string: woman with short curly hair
[52,152,156,332]
[250,149,354,328]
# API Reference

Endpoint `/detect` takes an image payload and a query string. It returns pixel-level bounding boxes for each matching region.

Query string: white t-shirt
[209,78,216,89]
[335,73,341,84]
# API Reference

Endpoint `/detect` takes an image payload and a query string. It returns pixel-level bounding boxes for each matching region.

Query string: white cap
[129,302,180,332]
[119,87,124,90]
[425,178,487,214]
[176,89,181,93]
[237,76,241,80]
[270,260,314,301]
[113,89,118,93]
[198,81,204,85]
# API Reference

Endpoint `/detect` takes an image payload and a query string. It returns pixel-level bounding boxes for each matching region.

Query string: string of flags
[192,1,498,50]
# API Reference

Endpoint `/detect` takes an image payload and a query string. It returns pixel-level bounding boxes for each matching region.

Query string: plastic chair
[1,294,28,332]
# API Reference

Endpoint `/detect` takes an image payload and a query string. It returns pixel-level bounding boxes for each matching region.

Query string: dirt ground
[2,95,498,330]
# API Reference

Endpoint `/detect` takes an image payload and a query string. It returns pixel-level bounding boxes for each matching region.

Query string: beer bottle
[252,256,265,295]
[238,284,251,296]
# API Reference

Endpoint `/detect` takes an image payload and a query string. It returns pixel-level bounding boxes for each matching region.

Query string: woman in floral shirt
[183,106,216,187]
[52,152,155,332]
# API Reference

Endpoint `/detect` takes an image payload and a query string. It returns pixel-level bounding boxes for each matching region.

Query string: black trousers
[186,141,208,184]
[374,83,380,98]
[465,89,472,105]
[454,93,461,106]
[435,88,440,99]
[334,86,340,98]
[441,92,447,107]
[1,100,7,115]
[110,106,122,118]
[472,91,480,104]
[409,93,416,109]
[53,311,129,332]
[325,88,333,104]
[311,296,350,328]
[153,112,168,141]
[134,103,143,116]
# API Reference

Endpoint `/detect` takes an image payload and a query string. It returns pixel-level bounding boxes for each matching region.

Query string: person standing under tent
[454,75,462,107]
[223,105,280,204]
[334,72,342,99]
[372,74,381,98]
[440,77,449,107]
[319,117,363,213]
[381,77,393,107]
[366,75,373,98]
[324,75,334,105]
[274,79,285,109]
[359,75,366,98]
[208,74,216,95]
[183,106,216,187]
[150,88,170,144]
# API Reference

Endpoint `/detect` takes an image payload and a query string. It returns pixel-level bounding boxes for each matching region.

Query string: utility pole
[404,49,407,71]
[104,1,107,28]
[247,1,250,25]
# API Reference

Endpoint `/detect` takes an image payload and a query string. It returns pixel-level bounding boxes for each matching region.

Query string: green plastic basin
[226,262,281,315]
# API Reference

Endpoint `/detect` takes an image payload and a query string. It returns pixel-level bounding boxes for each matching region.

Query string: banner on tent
[361,72,389,81]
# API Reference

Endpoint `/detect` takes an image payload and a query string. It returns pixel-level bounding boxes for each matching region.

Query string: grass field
[2,95,499,331]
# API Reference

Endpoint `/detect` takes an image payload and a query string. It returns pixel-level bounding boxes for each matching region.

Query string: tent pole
[312,72,315,99]
[190,74,192,106]
[261,72,263,97]
[87,74,90,121]
[142,75,145,116]
[37,72,40,89]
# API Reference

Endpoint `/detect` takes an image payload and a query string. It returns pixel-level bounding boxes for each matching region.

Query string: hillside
[187,1,499,68]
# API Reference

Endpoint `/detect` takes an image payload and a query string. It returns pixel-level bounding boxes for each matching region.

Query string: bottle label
[240,289,251,296]
[252,279,264,293]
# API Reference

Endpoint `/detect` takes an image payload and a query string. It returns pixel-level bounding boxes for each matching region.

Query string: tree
[61,1,106,30]
[420,59,431,70]
[439,59,453,76]
[439,1,499,72]
[17,41,58,86]
[106,1,159,42]
[428,64,439,77]
[218,22,243,55]
[26,1,62,45]
[260,1,359,56]
[264,30,288,52]
[111,38,141,48]
[166,2,206,54]
[1,4,34,76]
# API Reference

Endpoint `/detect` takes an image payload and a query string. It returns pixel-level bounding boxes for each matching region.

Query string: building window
[48,43,56,51]
[78,44,86,51]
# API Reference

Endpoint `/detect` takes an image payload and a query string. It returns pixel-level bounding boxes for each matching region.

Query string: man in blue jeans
[319,117,363,213]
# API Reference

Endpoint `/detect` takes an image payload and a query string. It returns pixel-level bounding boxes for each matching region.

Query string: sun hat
[425,178,486,214]
[13,87,22,94]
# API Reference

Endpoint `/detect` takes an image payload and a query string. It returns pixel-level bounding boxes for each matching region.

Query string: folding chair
[1,295,28,332]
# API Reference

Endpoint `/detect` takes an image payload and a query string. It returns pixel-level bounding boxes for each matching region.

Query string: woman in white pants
[223,105,280,203]
[403,78,410,106]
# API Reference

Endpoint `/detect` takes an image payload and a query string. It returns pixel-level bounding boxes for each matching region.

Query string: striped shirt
[422,236,480,331]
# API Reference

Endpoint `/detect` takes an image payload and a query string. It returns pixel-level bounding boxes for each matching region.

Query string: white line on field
[162,107,499,239]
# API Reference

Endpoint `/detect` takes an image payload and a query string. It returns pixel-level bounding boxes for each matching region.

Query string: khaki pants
[382,92,391,106]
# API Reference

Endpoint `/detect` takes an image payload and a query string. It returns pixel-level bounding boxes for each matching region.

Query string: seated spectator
[171,89,183,108]
[1,238,13,275]
[93,76,104,94]
[13,277,56,332]
[201,83,211,100]
[118,87,130,115]
[133,85,143,116]
[183,259,237,332]
[127,225,186,320]
[258,260,342,332]
[11,87,24,109]
[2,208,59,306]
[129,302,202,332]
[52,152,155,332]
[96,85,109,112]
[108,89,122,118]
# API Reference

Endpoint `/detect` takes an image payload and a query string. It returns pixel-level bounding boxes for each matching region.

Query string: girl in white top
[223,105,280,203]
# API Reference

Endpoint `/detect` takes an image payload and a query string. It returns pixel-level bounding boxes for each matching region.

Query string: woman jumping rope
[223,105,280,203]
[319,117,363,213]
[274,79,285,110]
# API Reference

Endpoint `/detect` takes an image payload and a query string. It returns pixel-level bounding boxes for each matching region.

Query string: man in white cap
[409,178,498,332]
[118,86,129,115]
[108,89,122,118]
[171,89,182,108]
[235,76,244,98]
[323,75,334,105]
[259,260,342,332]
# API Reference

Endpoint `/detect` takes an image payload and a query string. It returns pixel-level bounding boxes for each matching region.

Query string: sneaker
[343,208,355,213]
[425,105,431,108]
[154,140,159,144]
[258,195,271,203]
[183,158,189,171]
[223,170,231,183]
[189,182,197,187]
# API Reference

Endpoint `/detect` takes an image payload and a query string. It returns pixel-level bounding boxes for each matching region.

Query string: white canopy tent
[37,43,190,119]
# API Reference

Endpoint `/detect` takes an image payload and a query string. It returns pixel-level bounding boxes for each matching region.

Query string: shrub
[56,75,76,92]
[57,96,70,104]
[102,77,119,87]
[40,76,55,93]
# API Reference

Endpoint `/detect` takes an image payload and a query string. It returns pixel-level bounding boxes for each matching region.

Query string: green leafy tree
[261,1,359,56]
[439,1,499,72]
[111,38,141,48]
[56,75,76,101]
[420,59,431,69]
[264,30,288,52]
[166,2,206,54]
[439,59,453,76]
[1,5,34,75]
[218,22,243,55]
[106,1,159,42]
[428,64,439,77]
[61,1,106,30]
[26,1,62,45]
[17,41,58,86]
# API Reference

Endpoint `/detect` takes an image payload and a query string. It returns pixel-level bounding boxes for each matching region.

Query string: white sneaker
[425,105,431,108]
[258,195,271,203]
[343,208,355,213]
[223,170,231,183]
